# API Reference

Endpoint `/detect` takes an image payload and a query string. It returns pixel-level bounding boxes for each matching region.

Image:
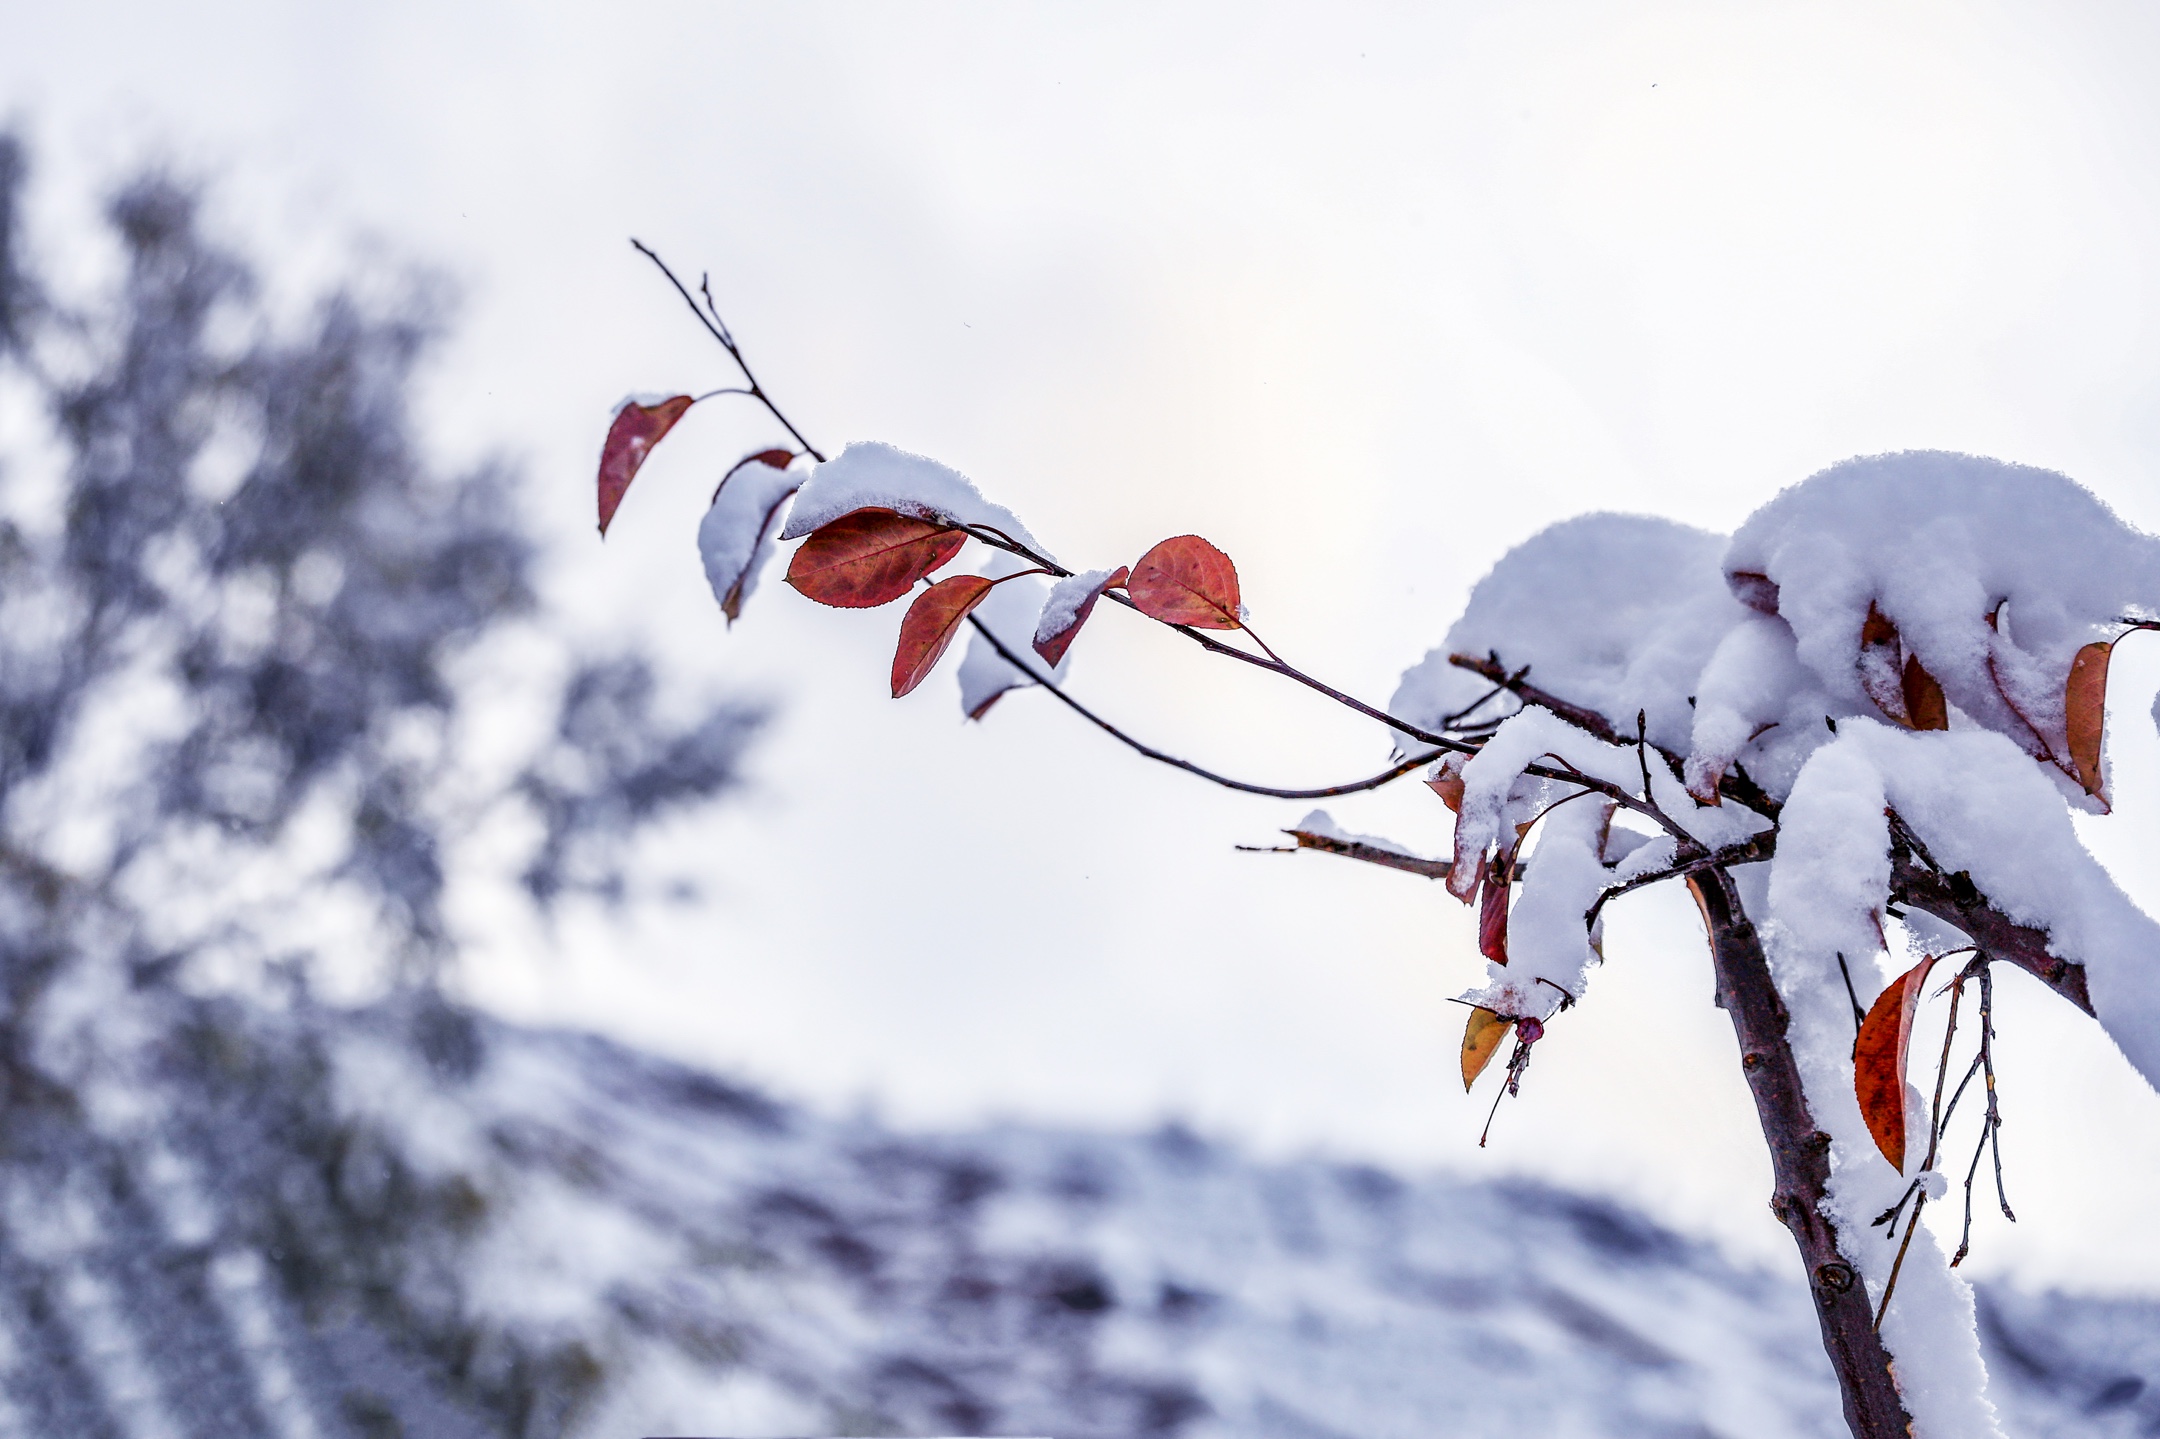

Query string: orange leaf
[786,509,967,608]
[1427,771,1465,814]
[1684,874,1715,939]
[892,575,996,697]
[597,395,695,536]
[1127,535,1242,629]
[1034,566,1128,668]
[2067,640,2113,800]
[1478,871,1509,966]
[1854,954,1939,1171]
[1902,654,1948,732]
[1462,1006,1513,1091]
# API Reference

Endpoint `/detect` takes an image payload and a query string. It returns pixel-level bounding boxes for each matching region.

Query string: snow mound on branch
[1725,450,2160,779]
[698,458,800,622]
[1764,720,2160,1435]
[1036,568,1120,648]
[1390,514,1745,757]
[1779,722,2160,1091]
[1393,452,2160,810]
[781,441,1047,554]
[1290,809,1428,858]
[958,552,1067,719]
[1446,709,1764,1022]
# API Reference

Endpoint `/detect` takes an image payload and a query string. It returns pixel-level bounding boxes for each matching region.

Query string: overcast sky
[9,1,2160,1291]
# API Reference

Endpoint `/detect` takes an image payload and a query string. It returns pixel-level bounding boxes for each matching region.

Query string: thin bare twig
[1582,831,1777,929]
[962,615,1442,799]
[630,240,827,462]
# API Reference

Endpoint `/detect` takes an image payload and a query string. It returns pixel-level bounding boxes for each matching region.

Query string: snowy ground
[0,983,2151,1438]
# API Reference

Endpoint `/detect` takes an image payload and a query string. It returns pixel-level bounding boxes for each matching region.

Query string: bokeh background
[7,0,2160,1291]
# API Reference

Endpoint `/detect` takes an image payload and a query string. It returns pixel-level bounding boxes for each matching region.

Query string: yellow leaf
[1461,1006,1512,1092]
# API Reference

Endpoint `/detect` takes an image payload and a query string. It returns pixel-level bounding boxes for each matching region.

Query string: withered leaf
[707,450,801,624]
[1902,654,1949,732]
[787,508,967,608]
[2067,640,2113,801]
[1854,953,1939,1171]
[1127,535,1242,629]
[1478,871,1509,966]
[892,575,997,698]
[1461,1006,1513,1091]
[1033,566,1128,667]
[597,395,696,536]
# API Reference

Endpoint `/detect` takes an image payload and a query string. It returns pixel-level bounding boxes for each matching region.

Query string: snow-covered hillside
[1,982,2151,1438]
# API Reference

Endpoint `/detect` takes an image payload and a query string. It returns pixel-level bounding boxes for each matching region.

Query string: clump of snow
[1471,796,1614,1022]
[1762,727,2007,1439]
[1725,451,2160,793]
[1034,567,1120,650]
[698,457,800,622]
[1762,716,2160,1433]
[1390,515,1746,758]
[1392,454,2160,817]
[780,441,1047,555]
[1782,722,2160,1091]
[1288,809,1427,859]
[1683,610,1836,803]
[957,552,1066,719]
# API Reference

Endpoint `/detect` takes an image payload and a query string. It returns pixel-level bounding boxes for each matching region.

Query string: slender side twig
[1449,652,1784,820]
[1953,963,2015,1265]
[1872,956,1976,1328]
[1836,954,1868,1040]
[962,616,1441,799]
[1243,830,1454,880]
[1537,751,1700,849]
[950,520,1487,754]
[1582,831,1778,929]
[630,240,827,462]
[639,249,1717,827]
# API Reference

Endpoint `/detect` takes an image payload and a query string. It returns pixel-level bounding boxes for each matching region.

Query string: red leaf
[1478,871,1510,966]
[1033,566,1128,667]
[597,395,695,536]
[1461,1006,1512,1091]
[1854,954,1939,1171]
[1127,535,1242,629]
[786,508,967,608]
[724,449,797,493]
[2067,640,2113,801]
[892,575,996,698]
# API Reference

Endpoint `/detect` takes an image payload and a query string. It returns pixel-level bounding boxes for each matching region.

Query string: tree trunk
[1693,867,1913,1439]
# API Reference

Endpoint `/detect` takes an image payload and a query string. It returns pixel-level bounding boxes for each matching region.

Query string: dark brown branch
[1582,830,1777,927]
[629,240,827,463]
[953,520,1479,754]
[1533,750,1701,850]
[1889,853,2094,1016]
[1447,651,1626,742]
[1692,867,1913,1438]
[1272,828,1453,880]
[962,615,1441,799]
[1448,652,1784,819]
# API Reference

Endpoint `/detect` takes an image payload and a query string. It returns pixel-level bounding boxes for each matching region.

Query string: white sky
[8,1,2160,1291]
